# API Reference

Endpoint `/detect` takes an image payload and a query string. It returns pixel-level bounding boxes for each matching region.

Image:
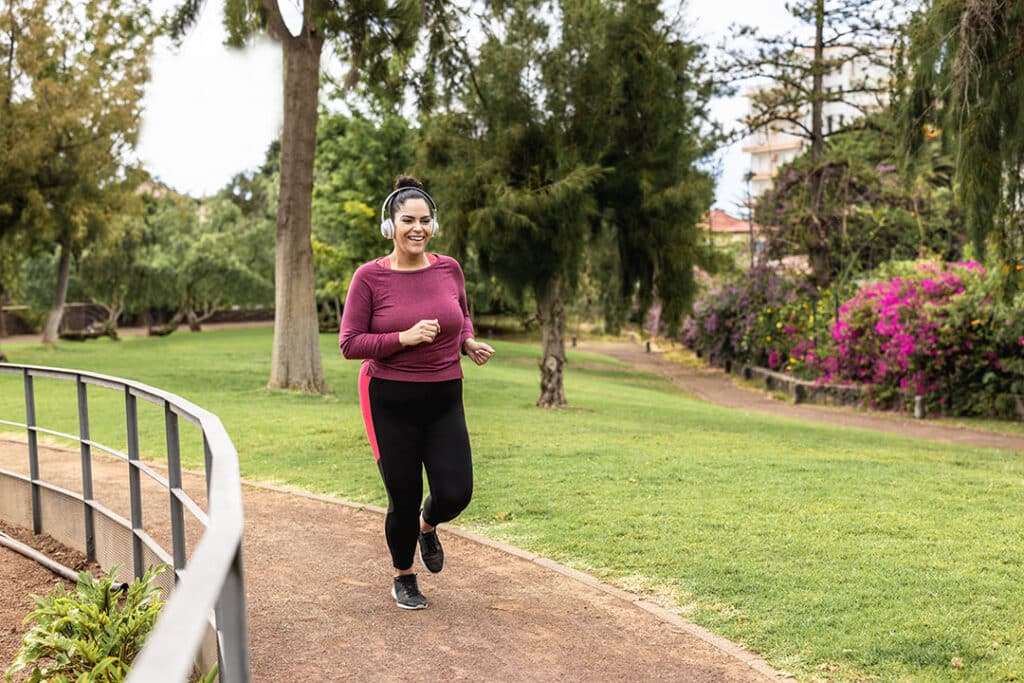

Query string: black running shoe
[418,529,444,574]
[391,574,427,610]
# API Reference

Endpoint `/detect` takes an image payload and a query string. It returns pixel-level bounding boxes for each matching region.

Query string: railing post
[164,402,187,575]
[203,434,213,502]
[23,369,41,534]
[125,388,145,579]
[77,376,96,561]
[216,548,252,683]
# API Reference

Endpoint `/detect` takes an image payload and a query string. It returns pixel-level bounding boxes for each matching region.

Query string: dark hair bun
[394,175,423,190]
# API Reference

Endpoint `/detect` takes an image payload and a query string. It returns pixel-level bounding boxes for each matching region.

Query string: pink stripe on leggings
[358,363,382,461]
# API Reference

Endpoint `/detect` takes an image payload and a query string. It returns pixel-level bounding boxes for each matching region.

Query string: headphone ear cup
[431,221,440,236]
[380,219,394,239]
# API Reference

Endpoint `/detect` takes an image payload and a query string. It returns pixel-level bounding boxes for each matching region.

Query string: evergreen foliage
[899,0,1024,269]
[418,0,718,406]
[311,111,414,320]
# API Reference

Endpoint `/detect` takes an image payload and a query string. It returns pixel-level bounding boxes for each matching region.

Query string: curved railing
[0,363,250,682]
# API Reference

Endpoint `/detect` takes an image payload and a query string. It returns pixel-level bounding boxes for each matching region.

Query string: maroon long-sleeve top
[339,254,475,382]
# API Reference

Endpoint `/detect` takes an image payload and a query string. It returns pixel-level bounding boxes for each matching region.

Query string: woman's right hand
[399,319,441,347]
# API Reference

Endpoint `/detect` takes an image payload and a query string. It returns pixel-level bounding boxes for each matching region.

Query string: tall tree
[579,1,719,335]
[899,0,1024,269]
[0,0,154,343]
[420,0,717,407]
[754,112,963,283]
[726,0,897,286]
[167,0,421,393]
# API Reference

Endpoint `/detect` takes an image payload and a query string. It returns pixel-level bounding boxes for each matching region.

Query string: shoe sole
[391,585,427,610]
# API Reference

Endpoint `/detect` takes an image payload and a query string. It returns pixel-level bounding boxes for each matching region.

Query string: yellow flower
[1017,264,1023,271]
[809,315,815,324]
[971,319,980,326]
[766,307,772,314]
[776,322,782,329]
[766,335,772,342]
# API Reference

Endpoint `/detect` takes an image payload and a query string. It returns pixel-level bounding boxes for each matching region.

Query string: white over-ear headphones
[380,187,440,239]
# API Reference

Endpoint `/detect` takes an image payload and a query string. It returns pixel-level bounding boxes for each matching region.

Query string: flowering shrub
[681,266,816,369]
[685,258,1024,418]
[817,261,987,409]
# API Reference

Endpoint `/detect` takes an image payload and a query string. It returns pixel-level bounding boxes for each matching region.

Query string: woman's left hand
[463,338,495,366]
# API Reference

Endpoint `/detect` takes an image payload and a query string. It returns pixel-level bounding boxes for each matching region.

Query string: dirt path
[0,440,786,682]
[578,341,1024,453]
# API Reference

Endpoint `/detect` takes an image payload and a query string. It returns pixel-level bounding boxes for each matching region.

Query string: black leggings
[359,367,473,570]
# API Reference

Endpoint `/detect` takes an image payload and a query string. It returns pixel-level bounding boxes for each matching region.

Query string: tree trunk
[41,239,73,344]
[148,307,186,337]
[806,0,831,288]
[0,281,7,338]
[268,24,329,393]
[537,275,567,408]
[99,302,121,340]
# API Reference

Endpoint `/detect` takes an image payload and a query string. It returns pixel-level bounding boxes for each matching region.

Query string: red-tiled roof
[700,209,764,234]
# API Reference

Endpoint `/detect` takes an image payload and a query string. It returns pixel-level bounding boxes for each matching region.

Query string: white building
[742,46,890,198]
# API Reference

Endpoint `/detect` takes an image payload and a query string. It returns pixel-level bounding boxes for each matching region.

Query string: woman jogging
[339,175,495,610]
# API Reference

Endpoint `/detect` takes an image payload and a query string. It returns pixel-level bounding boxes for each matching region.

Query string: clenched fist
[463,338,495,366]
[400,319,441,347]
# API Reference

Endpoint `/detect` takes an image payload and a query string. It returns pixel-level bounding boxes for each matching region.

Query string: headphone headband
[380,187,437,224]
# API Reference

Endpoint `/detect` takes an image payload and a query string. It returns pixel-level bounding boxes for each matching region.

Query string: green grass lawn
[1,327,1022,682]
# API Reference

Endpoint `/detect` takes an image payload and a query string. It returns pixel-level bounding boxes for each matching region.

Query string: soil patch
[0,520,99,681]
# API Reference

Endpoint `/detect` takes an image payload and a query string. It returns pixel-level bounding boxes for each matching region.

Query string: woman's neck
[389,251,431,271]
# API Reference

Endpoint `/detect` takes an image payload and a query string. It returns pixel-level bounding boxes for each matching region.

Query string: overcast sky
[137,1,797,211]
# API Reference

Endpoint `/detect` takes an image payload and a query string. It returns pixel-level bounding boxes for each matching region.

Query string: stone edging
[246,479,797,683]
[727,361,870,408]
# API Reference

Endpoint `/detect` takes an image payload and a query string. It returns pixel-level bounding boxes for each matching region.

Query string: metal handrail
[0,363,250,682]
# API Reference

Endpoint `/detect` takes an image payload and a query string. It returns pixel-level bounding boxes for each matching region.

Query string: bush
[6,565,168,683]
[685,258,1024,418]
[809,260,1023,416]
[681,266,817,369]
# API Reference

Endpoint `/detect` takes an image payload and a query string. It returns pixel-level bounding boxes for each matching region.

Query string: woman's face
[392,197,433,258]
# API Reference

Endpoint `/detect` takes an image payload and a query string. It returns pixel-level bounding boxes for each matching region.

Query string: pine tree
[727,0,898,286]
[420,0,717,407]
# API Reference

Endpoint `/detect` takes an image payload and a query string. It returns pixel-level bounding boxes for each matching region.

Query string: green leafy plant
[5,565,167,683]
